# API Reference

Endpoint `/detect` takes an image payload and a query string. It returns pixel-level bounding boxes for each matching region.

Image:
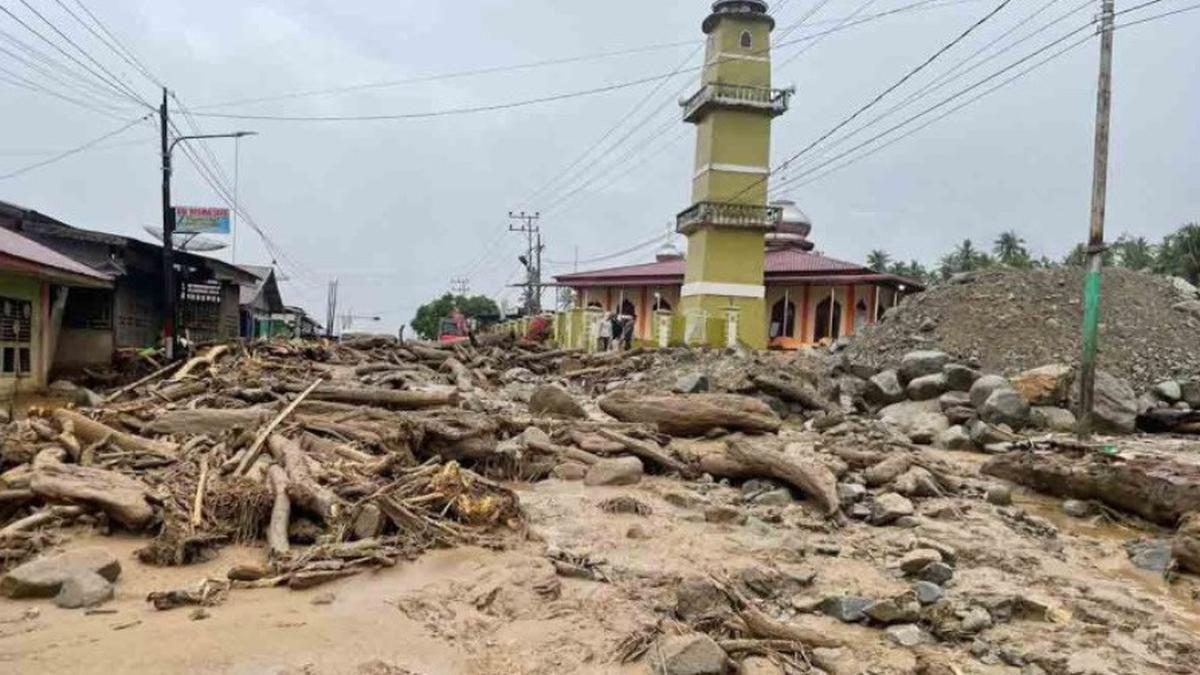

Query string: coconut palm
[993,230,1032,268]
[1156,223,1200,283]
[866,249,892,273]
[1113,234,1156,271]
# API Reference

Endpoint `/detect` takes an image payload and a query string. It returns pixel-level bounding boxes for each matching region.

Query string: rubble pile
[845,267,1200,390]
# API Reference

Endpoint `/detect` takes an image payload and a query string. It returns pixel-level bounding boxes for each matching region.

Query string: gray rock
[919,562,955,586]
[810,648,861,675]
[866,598,920,624]
[1029,406,1077,433]
[878,399,940,431]
[1,548,121,599]
[936,425,973,450]
[1070,370,1137,434]
[899,351,950,384]
[866,370,906,406]
[1154,380,1183,403]
[529,384,587,419]
[1181,381,1200,409]
[914,581,944,605]
[751,489,793,506]
[885,624,928,647]
[848,503,871,520]
[1125,539,1174,572]
[552,462,588,481]
[674,373,711,394]
[738,655,785,675]
[981,388,1031,431]
[894,515,920,528]
[968,418,1017,446]
[938,390,972,411]
[1170,276,1200,299]
[944,405,977,426]
[899,549,943,574]
[352,503,386,540]
[75,388,105,409]
[906,373,948,401]
[960,606,994,633]
[675,577,732,623]
[970,375,1012,409]
[870,493,915,525]
[986,485,1013,506]
[908,412,950,445]
[1173,299,1200,320]
[655,633,728,675]
[583,457,643,486]
[1137,393,1162,415]
[943,364,982,392]
[0,408,9,424]
[1176,401,1193,411]
[837,482,867,506]
[820,596,873,623]
[705,505,748,525]
[53,571,113,609]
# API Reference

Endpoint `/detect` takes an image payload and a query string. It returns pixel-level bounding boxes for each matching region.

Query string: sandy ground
[2,448,1200,674]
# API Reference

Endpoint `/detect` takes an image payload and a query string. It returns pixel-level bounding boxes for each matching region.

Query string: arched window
[770,297,795,339]
[655,296,673,312]
[740,31,753,49]
[814,296,842,342]
[854,299,869,333]
[620,299,637,319]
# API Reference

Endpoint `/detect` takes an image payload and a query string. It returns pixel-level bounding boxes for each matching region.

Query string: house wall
[0,272,45,400]
[113,275,161,349]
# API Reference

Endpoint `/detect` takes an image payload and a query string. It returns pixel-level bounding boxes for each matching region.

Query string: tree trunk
[30,461,154,530]
[53,409,177,458]
[598,393,781,436]
[282,384,458,410]
[146,408,271,436]
[726,436,841,518]
[752,374,836,412]
[267,435,340,522]
[266,464,291,558]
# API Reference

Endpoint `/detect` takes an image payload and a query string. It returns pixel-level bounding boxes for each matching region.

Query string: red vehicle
[438,310,470,344]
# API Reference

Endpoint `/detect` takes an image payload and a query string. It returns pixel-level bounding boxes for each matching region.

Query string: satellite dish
[142,226,229,252]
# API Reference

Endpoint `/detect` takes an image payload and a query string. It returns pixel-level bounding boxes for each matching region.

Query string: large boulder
[899,351,950,384]
[1011,364,1074,406]
[583,457,644,486]
[1,548,121,599]
[1170,276,1200,299]
[943,364,981,392]
[936,425,973,450]
[1153,381,1183,403]
[906,374,948,401]
[654,633,728,675]
[879,400,948,444]
[980,389,1031,431]
[54,571,114,609]
[1182,381,1200,409]
[529,384,587,419]
[866,370,906,406]
[969,375,1011,409]
[1030,406,1078,433]
[1070,370,1137,434]
[1173,300,1200,320]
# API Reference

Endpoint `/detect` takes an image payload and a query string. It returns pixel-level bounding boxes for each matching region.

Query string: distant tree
[1156,223,1200,284]
[890,260,932,285]
[993,230,1032,268]
[938,239,993,279]
[1063,243,1116,267]
[867,250,893,273]
[1112,234,1156,271]
[411,293,501,340]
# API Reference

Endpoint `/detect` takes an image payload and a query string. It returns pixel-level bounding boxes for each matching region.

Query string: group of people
[597,311,635,351]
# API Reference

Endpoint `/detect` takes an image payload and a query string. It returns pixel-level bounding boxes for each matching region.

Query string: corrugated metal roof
[556,248,868,282]
[0,227,112,282]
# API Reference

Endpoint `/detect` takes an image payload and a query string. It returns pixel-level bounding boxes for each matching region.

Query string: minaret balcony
[681,83,793,123]
[676,201,783,235]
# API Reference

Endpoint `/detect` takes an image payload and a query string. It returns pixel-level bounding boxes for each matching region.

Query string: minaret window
[740,31,753,49]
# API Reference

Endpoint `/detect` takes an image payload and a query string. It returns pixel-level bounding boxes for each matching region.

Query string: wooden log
[236,379,323,475]
[0,489,34,504]
[524,437,601,466]
[53,409,177,458]
[268,435,340,522]
[301,433,377,465]
[104,361,182,402]
[514,348,580,364]
[154,380,208,403]
[171,344,232,381]
[281,384,458,410]
[441,357,475,392]
[191,456,210,528]
[738,605,846,649]
[595,429,694,477]
[726,437,841,518]
[0,505,86,536]
[146,408,272,436]
[266,464,290,558]
[982,449,1200,527]
[598,393,781,436]
[29,462,154,530]
[407,344,453,362]
[751,374,836,412]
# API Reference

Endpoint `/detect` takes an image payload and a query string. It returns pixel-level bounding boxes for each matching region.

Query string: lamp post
[160,88,257,360]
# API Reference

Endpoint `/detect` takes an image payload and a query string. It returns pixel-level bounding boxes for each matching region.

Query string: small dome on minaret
[704,0,774,33]
[766,200,815,251]
[656,240,684,262]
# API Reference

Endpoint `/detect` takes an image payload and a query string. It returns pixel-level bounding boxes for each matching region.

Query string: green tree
[866,249,892,273]
[1063,243,1115,267]
[890,260,931,285]
[938,239,993,279]
[411,293,501,340]
[993,230,1032,268]
[1112,234,1156,270]
[1155,223,1200,284]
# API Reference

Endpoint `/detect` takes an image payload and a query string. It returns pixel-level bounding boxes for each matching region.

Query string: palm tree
[1156,223,1200,283]
[866,249,892,273]
[1113,234,1155,270]
[993,230,1031,268]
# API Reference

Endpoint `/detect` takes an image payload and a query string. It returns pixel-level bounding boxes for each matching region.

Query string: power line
[0,61,130,117]
[778,0,881,69]
[0,24,138,107]
[0,113,148,179]
[58,0,161,86]
[545,230,673,267]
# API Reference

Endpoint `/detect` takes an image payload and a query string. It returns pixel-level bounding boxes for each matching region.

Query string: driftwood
[1174,513,1200,574]
[29,461,155,529]
[104,361,182,402]
[596,429,693,477]
[282,384,458,410]
[146,408,271,436]
[53,409,177,458]
[598,393,781,436]
[1138,409,1200,434]
[268,435,340,522]
[725,437,841,518]
[982,449,1200,526]
[524,437,601,466]
[236,379,324,475]
[514,348,580,364]
[0,505,85,536]
[752,374,836,413]
[171,344,232,381]
[442,357,475,392]
[738,605,846,649]
[154,380,208,403]
[266,464,291,557]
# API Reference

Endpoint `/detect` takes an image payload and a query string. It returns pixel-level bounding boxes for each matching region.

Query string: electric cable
[0,113,149,179]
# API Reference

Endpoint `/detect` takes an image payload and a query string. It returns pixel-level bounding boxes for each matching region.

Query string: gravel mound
[845,267,1200,390]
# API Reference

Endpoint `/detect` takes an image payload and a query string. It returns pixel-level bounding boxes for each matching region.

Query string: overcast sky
[0,0,1196,331]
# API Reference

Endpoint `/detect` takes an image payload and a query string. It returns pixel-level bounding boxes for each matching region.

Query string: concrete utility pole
[508,211,542,315]
[1077,0,1116,435]
[325,279,339,338]
[160,88,177,360]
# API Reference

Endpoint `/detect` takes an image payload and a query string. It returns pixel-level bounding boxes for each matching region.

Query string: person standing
[598,312,612,351]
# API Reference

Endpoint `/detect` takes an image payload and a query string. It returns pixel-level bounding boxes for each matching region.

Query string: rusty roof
[0,227,113,286]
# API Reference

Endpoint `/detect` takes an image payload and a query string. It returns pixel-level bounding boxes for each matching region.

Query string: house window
[0,296,33,376]
[740,31,753,49]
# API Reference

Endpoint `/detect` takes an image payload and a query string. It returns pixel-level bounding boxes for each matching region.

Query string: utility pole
[325,279,339,338]
[1077,0,1115,435]
[160,87,177,360]
[450,277,470,295]
[508,211,542,315]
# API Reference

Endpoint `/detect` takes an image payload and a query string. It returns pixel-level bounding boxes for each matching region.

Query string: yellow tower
[677,0,792,349]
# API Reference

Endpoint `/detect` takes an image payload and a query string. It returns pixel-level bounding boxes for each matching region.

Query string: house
[236,264,286,337]
[553,202,922,349]
[0,201,254,371]
[0,227,112,401]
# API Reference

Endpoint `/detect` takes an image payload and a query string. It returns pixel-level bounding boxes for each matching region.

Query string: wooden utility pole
[1077,0,1116,434]
[160,87,178,360]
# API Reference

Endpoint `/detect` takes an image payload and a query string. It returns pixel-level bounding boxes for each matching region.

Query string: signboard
[174,206,231,235]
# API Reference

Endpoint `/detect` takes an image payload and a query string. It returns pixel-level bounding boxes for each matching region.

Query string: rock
[892,467,940,497]
[968,419,1018,446]
[75,388,106,409]
[1174,401,1192,411]
[1069,370,1137,434]
[1172,513,1200,574]
[1011,364,1074,406]
[704,505,748,525]
[227,564,272,582]
[583,457,643,486]
[675,577,732,623]
[899,351,950,384]
[885,624,928,647]
[654,633,728,675]
[1029,406,1077,433]
[864,455,912,487]
[938,390,971,411]
[911,412,950,445]
[811,648,862,675]
[981,388,1031,431]
[1,548,121,599]
[906,374,948,401]
[919,562,954,586]
[352,503,385,540]
[895,515,920,528]
[1173,299,1200,320]
[674,373,711,394]
[900,549,944,574]
[848,503,871,520]
[529,384,587,419]
[866,598,921,624]
[751,488,793,506]
[627,524,651,539]
[986,485,1013,506]
[1124,539,1174,572]
[917,538,959,564]
[1153,380,1183,402]
[943,364,981,392]
[820,596,873,623]
[870,493,915,525]
[837,482,867,506]
[1169,276,1200,298]
[311,592,336,605]
[936,425,973,450]
[969,375,1011,409]
[552,462,588,481]
[1181,381,1200,409]
[738,656,784,675]
[866,370,906,405]
[53,572,113,609]
[960,606,994,633]
[914,581,944,605]
[944,405,976,425]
